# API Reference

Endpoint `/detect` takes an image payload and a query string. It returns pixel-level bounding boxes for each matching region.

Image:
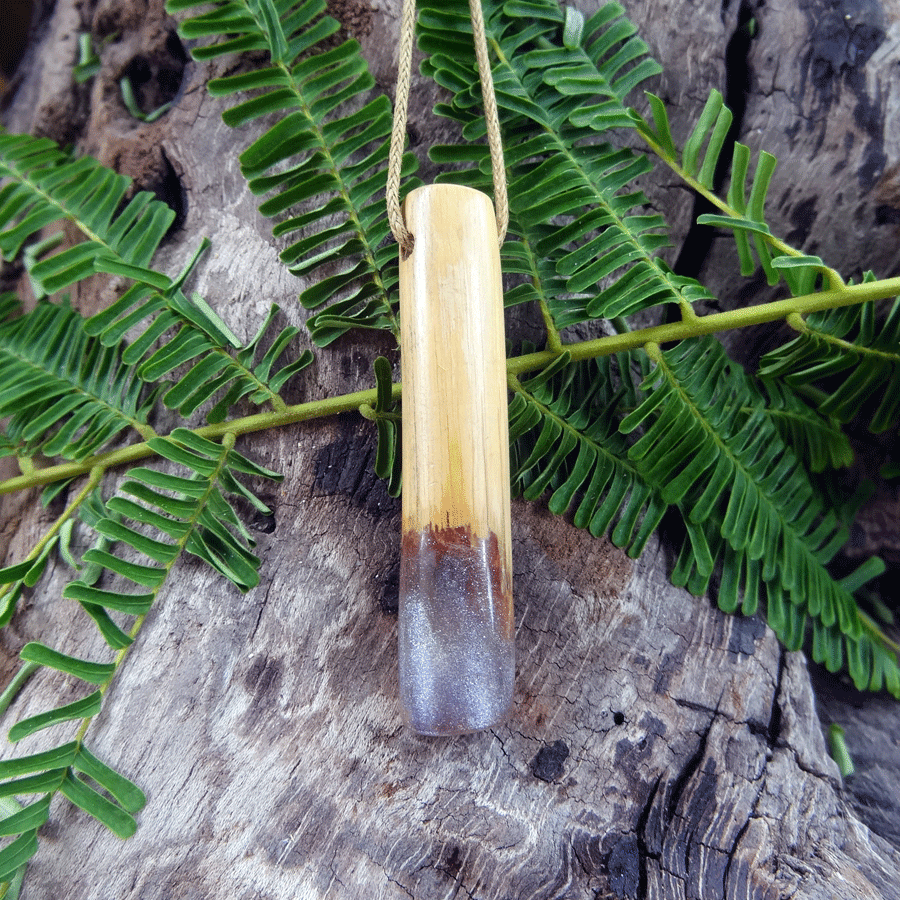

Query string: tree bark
[1,0,899,897]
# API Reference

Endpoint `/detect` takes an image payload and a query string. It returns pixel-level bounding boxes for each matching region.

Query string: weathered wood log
[1,0,899,897]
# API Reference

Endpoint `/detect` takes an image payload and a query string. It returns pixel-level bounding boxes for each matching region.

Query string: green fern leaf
[634,92,844,296]
[167,0,419,345]
[86,287,313,422]
[758,297,900,433]
[18,643,116,685]
[0,430,281,866]
[73,746,146,814]
[422,0,694,331]
[510,351,666,557]
[8,692,103,743]
[0,830,39,882]
[0,300,155,461]
[626,337,898,696]
[0,797,51,838]
[58,770,137,839]
[0,131,175,292]
[0,741,143,879]
[0,137,308,428]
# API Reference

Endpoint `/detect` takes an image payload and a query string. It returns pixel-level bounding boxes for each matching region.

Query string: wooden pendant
[398,183,514,736]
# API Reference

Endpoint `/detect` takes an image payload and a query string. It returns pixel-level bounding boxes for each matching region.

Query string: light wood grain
[399,184,511,554]
[397,184,514,734]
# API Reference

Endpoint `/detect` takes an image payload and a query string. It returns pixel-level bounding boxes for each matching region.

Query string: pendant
[398,183,514,736]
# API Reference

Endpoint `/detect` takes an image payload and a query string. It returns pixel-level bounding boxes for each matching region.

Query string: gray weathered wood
[1,0,899,897]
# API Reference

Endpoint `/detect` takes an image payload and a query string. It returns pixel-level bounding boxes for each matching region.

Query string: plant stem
[508,275,900,375]
[0,467,104,603]
[0,386,400,495]
[2,275,898,497]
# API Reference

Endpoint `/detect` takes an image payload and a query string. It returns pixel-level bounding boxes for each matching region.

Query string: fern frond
[167,0,419,345]
[0,300,156,461]
[85,284,313,421]
[756,379,854,472]
[510,351,666,557]
[0,131,175,294]
[634,91,846,294]
[623,336,899,695]
[423,0,700,331]
[0,430,281,874]
[78,429,281,595]
[0,136,307,428]
[758,298,900,433]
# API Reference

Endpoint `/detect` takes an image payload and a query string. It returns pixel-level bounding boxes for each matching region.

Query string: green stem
[860,608,900,653]
[0,467,104,605]
[3,275,899,497]
[539,295,563,353]
[0,387,399,495]
[507,276,900,375]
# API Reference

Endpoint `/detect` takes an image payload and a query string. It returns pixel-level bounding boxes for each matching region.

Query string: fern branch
[86,283,313,423]
[75,433,240,727]
[423,0,685,330]
[509,353,666,556]
[626,338,899,694]
[0,431,282,875]
[0,131,175,294]
[3,270,898,498]
[166,0,418,345]
[632,91,845,293]
[507,275,900,374]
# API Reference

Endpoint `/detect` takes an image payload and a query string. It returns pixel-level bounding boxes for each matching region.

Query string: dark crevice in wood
[635,776,662,900]
[669,0,756,289]
[666,718,713,824]
[530,739,570,782]
[767,647,786,747]
[156,147,187,238]
[721,814,752,897]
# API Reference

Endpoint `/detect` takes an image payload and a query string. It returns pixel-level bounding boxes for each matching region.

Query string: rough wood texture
[1,0,899,897]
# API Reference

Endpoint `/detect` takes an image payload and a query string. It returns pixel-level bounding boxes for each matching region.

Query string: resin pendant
[398,183,514,736]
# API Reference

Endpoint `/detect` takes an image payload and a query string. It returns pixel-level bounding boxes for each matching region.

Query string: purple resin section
[399,527,514,736]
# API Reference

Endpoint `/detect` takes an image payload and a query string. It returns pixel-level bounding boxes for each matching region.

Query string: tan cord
[387,0,417,255]
[387,0,508,253]
[468,0,508,245]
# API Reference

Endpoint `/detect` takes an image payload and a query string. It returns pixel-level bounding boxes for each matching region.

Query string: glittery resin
[399,525,514,736]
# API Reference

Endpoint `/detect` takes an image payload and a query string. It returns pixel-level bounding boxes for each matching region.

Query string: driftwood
[1,0,899,897]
